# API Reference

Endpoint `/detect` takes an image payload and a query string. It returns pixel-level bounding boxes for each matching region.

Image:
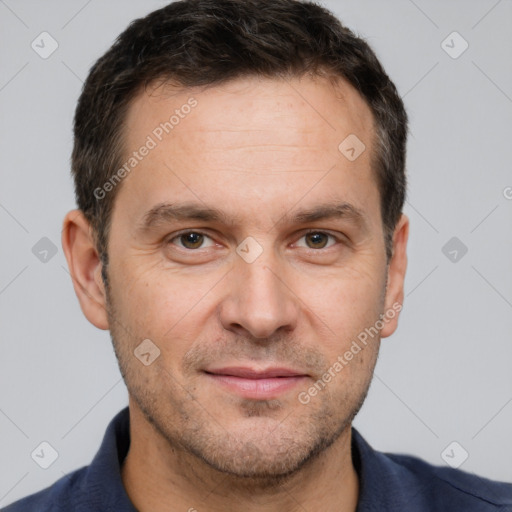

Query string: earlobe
[380,214,409,339]
[61,210,110,330]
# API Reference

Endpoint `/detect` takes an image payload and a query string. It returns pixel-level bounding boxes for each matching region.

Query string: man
[4,0,511,510]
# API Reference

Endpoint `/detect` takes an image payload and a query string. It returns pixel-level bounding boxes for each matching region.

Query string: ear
[380,213,409,338]
[61,210,109,330]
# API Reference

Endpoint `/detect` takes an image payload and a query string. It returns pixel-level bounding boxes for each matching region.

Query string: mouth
[203,366,309,400]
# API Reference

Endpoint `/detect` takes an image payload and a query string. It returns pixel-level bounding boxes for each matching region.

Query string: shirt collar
[81,406,418,511]
[351,427,431,511]
[79,406,137,511]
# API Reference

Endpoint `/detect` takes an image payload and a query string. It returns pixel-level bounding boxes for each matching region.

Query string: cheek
[109,262,219,347]
[302,269,384,332]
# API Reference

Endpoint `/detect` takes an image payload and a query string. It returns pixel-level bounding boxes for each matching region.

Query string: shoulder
[386,451,512,510]
[1,466,88,512]
[352,428,512,511]
[2,407,133,512]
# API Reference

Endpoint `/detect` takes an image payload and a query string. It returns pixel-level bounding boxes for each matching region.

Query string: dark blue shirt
[3,407,511,511]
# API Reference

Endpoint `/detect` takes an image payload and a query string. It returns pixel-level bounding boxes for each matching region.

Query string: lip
[204,366,309,400]
[205,366,306,379]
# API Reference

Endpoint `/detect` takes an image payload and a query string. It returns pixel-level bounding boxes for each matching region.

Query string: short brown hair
[71,0,408,277]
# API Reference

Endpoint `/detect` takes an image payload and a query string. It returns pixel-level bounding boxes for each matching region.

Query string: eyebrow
[137,200,369,233]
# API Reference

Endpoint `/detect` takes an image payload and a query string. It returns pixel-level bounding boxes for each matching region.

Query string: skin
[62,74,409,512]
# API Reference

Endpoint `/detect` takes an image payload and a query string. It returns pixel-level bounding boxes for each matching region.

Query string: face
[99,75,404,479]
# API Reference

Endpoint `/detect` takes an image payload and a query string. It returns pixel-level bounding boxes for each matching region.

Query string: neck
[121,404,359,512]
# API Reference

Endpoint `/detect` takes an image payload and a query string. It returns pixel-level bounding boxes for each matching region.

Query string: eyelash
[167,229,343,251]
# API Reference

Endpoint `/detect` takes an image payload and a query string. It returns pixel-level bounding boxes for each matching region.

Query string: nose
[218,250,300,340]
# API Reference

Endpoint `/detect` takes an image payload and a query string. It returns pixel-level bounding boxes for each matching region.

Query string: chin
[190,436,324,482]
[174,404,349,484]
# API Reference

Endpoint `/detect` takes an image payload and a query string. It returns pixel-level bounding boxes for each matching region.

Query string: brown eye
[169,231,214,250]
[180,232,204,249]
[303,232,333,249]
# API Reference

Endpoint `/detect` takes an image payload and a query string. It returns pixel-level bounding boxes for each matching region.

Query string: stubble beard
[103,270,380,489]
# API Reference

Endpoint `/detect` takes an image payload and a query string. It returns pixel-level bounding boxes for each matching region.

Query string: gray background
[1,0,511,507]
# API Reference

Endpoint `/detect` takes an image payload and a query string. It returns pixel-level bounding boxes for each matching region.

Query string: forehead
[125,74,374,155]
[114,74,380,231]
